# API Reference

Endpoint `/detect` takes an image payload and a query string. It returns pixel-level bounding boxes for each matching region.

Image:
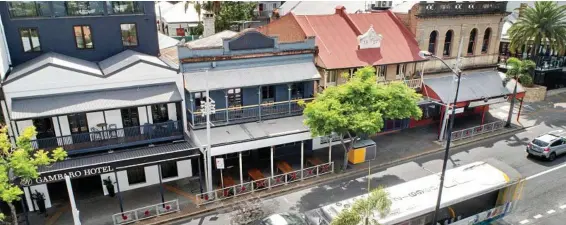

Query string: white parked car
[527,130,566,161]
[256,212,313,225]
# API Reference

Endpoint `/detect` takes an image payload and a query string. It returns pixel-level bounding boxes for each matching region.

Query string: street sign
[215,158,225,169]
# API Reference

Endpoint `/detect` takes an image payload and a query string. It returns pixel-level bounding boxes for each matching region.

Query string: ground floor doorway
[47,174,104,205]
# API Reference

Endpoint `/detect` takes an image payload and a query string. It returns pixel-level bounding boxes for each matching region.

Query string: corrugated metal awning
[12,83,182,120]
[423,71,512,104]
[184,61,320,92]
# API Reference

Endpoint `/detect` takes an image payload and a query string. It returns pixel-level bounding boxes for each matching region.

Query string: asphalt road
[173,100,566,225]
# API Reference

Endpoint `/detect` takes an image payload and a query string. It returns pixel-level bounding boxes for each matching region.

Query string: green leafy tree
[505,57,536,87]
[331,187,391,225]
[508,1,566,58]
[0,126,67,224]
[301,66,422,170]
[214,1,256,32]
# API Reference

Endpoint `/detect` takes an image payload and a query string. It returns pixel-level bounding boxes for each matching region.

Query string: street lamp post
[419,50,463,225]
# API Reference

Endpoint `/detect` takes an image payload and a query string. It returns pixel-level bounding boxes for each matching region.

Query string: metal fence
[195,162,334,206]
[450,121,505,141]
[112,199,180,225]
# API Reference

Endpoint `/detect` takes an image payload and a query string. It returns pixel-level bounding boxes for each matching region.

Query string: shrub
[519,74,534,87]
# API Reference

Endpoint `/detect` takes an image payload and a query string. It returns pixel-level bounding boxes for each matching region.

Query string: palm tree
[330,187,392,225]
[508,1,566,59]
[505,57,536,87]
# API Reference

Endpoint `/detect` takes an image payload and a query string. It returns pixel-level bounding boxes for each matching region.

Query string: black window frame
[19,27,41,53]
[65,1,105,16]
[160,161,179,179]
[481,28,491,54]
[151,103,169,124]
[8,2,51,18]
[261,86,275,100]
[121,107,140,128]
[73,25,94,49]
[107,1,144,15]
[120,23,139,47]
[428,31,438,55]
[227,88,242,107]
[443,30,453,57]
[290,83,304,98]
[67,113,89,134]
[126,167,146,185]
[467,28,477,55]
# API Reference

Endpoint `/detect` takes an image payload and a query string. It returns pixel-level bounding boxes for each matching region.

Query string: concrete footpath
[137,104,532,225]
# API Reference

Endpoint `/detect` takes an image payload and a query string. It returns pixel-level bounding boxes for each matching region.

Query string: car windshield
[260,213,309,225]
[532,139,550,147]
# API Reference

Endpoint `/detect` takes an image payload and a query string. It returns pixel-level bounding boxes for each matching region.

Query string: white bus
[305,158,524,225]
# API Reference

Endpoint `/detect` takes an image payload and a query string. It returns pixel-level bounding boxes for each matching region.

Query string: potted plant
[103,176,116,197]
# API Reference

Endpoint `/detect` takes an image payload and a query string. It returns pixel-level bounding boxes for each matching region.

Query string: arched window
[428,31,438,54]
[443,30,453,56]
[467,28,477,55]
[481,28,491,54]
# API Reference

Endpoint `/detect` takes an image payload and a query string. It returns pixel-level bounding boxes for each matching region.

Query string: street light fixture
[419,50,463,225]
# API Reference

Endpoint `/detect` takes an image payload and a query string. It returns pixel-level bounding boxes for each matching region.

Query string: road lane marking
[560,205,566,209]
[526,161,566,180]
[547,209,556,214]
[533,214,543,219]
[519,219,530,224]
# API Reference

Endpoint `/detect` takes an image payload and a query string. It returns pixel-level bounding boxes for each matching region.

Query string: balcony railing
[188,98,313,129]
[498,55,566,71]
[32,121,183,155]
[377,78,422,89]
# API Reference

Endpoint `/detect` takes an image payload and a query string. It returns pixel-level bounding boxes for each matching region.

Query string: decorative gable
[357,25,383,49]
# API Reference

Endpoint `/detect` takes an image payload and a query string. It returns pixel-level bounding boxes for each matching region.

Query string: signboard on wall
[215,158,225,169]
[468,97,507,108]
[21,166,115,186]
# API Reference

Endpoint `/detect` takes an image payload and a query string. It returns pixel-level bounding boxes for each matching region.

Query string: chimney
[335,5,346,16]
[203,12,215,38]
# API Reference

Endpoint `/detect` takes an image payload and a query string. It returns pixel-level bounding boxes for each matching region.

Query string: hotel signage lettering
[29,166,115,185]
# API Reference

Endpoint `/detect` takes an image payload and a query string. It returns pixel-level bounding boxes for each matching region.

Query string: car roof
[536,134,560,143]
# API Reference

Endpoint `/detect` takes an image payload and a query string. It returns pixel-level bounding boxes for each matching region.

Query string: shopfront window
[8,1,51,18]
[127,167,146,185]
[160,161,179,179]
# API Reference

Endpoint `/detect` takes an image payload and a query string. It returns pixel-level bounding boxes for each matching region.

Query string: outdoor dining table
[247,168,267,188]
[276,161,298,181]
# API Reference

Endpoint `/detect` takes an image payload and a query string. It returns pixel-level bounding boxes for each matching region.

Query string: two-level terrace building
[180,28,335,201]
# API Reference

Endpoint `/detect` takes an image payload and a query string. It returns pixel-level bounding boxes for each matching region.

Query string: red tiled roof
[290,8,424,69]
[256,13,309,43]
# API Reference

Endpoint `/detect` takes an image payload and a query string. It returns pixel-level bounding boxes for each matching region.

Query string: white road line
[547,209,556,214]
[519,219,530,224]
[533,214,543,219]
[560,205,566,209]
[526,161,566,180]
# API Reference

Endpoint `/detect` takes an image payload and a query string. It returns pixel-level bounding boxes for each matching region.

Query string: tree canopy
[303,66,422,138]
[0,126,67,224]
[505,57,536,87]
[508,1,566,57]
[301,66,422,169]
[330,187,392,225]
[213,1,256,32]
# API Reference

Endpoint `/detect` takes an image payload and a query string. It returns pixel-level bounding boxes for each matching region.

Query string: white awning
[184,61,320,92]
[191,116,311,156]
[11,84,182,120]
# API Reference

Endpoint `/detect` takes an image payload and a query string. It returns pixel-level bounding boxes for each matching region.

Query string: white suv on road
[527,130,566,161]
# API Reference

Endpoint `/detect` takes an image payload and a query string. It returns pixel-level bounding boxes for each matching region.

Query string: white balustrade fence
[112,199,179,225]
[195,162,334,206]
[450,121,505,141]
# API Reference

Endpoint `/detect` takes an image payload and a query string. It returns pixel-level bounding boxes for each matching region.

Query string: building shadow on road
[293,173,405,212]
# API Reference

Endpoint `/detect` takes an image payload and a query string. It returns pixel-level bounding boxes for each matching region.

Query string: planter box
[523,85,547,102]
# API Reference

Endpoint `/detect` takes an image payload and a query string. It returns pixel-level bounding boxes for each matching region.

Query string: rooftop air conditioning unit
[373,1,393,9]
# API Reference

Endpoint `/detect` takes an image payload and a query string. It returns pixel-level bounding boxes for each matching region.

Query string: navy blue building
[0,1,159,66]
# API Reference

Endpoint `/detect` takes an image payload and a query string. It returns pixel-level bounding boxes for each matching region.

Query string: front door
[32,118,57,149]
[68,113,89,143]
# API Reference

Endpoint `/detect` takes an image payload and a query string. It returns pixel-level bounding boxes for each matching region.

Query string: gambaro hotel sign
[22,166,114,186]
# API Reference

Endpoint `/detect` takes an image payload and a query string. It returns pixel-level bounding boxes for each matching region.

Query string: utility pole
[204,69,214,193]
[430,36,465,225]
[439,36,464,141]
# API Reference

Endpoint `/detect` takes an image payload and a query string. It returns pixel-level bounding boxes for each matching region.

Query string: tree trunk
[7,201,17,225]
[530,34,542,61]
